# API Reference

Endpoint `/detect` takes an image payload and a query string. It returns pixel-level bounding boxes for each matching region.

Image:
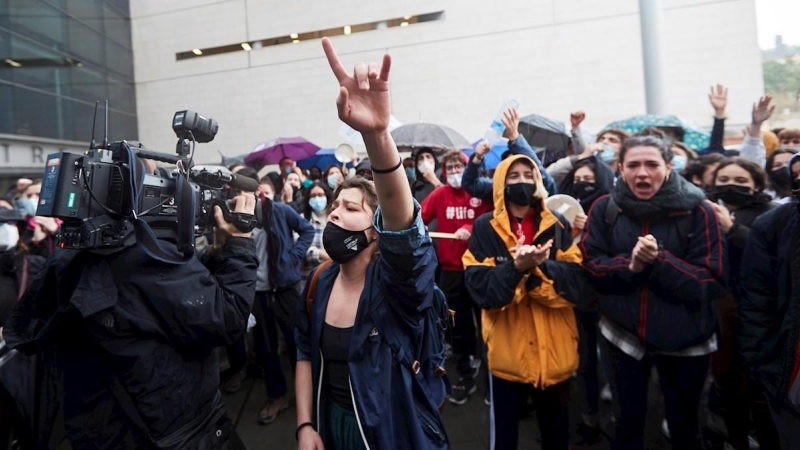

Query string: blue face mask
[302,178,313,189]
[15,197,37,217]
[596,144,617,165]
[405,168,416,182]
[672,155,687,173]
[284,166,293,175]
[327,174,339,190]
[309,196,327,213]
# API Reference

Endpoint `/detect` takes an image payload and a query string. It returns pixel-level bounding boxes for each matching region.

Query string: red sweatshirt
[421,185,492,272]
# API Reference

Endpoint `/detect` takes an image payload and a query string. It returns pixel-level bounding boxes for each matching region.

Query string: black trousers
[767,396,800,450]
[490,376,570,450]
[438,270,480,380]
[221,337,247,384]
[252,285,299,400]
[605,338,709,450]
[575,310,603,424]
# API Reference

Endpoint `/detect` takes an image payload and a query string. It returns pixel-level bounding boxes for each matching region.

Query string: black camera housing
[37,112,260,254]
[173,110,218,144]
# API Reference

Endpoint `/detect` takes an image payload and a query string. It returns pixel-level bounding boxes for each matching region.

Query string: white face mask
[0,224,20,251]
[447,173,463,189]
[418,160,435,174]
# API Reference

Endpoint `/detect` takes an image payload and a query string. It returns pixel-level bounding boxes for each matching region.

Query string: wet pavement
[227,359,672,449]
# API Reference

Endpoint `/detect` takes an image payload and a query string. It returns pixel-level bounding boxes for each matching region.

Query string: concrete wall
[131,0,764,163]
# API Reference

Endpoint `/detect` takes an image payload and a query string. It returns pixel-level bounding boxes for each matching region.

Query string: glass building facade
[0,0,137,142]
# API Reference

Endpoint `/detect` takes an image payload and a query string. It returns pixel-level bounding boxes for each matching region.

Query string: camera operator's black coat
[5,237,258,449]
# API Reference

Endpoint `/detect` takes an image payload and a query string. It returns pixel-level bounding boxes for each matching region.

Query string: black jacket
[0,251,45,328]
[262,199,314,289]
[581,173,728,351]
[720,195,777,292]
[738,202,800,411]
[5,237,258,449]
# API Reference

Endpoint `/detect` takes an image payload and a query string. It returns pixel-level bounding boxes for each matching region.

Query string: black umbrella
[391,123,471,154]
[518,114,572,166]
[218,151,248,169]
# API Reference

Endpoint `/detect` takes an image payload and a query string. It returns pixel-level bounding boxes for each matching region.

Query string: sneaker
[447,378,477,405]
[662,419,671,440]
[571,423,605,449]
[469,356,481,379]
[600,383,613,404]
[258,397,289,425]
[223,370,246,394]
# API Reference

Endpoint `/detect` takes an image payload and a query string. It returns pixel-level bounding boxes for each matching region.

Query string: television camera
[36,108,261,262]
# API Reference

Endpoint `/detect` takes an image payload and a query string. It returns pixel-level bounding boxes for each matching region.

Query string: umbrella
[464,139,508,170]
[244,137,321,170]
[391,123,472,153]
[296,148,354,171]
[518,114,572,166]
[218,151,248,169]
[602,114,710,151]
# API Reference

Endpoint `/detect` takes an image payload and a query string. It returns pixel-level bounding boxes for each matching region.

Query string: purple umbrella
[245,137,321,170]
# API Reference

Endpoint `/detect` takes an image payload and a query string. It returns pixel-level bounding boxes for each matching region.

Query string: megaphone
[545,194,585,231]
[334,143,355,163]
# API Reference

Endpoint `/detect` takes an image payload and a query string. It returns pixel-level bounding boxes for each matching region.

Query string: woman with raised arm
[294,38,447,450]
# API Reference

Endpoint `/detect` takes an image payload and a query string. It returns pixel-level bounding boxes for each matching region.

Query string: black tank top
[321,322,354,409]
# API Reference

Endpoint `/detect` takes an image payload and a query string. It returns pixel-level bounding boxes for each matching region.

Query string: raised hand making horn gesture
[321,37,412,230]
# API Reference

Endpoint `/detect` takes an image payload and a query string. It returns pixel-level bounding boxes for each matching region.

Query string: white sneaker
[661,419,670,440]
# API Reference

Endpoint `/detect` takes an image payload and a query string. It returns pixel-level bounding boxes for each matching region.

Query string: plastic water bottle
[484,99,520,145]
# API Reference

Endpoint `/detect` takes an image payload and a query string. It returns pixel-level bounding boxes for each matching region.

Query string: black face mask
[769,167,791,192]
[504,183,536,207]
[571,181,596,202]
[709,184,753,207]
[322,222,375,264]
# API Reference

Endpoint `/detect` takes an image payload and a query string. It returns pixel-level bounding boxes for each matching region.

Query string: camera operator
[5,192,258,449]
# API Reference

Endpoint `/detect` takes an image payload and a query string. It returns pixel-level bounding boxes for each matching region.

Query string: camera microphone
[229,173,258,193]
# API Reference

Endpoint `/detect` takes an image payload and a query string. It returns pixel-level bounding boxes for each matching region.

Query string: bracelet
[295,422,316,441]
[370,157,403,174]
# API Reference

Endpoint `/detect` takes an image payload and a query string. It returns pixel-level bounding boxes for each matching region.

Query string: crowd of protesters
[1,39,800,450]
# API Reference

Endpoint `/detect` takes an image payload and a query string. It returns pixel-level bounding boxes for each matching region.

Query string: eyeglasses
[445,164,465,173]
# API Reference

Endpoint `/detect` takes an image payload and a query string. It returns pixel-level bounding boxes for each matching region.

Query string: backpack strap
[305,260,333,318]
[603,197,619,228]
[371,296,420,374]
